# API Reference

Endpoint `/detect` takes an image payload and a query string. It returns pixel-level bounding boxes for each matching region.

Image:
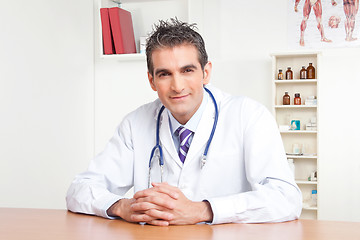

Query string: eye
[183,68,194,73]
[158,72,170,78]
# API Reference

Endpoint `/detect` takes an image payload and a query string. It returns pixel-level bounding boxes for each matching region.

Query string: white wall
[200,0,289,110]
[318,49,360,222]
[1,0,359,222]
[0,1,94,209]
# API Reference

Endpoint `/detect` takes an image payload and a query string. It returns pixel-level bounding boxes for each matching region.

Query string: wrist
[107,198,131,218]
[197,200,213,223]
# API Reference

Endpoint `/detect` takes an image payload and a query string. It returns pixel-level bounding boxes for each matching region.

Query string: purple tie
[177,127,193,163]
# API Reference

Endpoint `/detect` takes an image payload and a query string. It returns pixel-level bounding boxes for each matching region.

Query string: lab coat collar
[158,110,182,167]
[184,92,215,167]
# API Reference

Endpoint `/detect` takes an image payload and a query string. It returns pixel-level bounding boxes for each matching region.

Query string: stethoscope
[148,87,219,188]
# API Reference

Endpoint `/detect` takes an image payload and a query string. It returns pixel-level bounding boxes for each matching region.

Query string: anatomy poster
[289,0,360,48]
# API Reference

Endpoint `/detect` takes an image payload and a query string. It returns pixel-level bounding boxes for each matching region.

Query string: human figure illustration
[343,0,359,41]
[295,0,337,46]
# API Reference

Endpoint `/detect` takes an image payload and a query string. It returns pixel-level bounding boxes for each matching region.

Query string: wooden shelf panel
[275,79,317,83]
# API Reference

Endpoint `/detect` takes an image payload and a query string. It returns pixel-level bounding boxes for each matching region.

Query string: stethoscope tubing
[148,87,218,186]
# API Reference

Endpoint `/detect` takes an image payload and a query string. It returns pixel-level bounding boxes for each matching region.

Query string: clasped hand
[108,182,213,226]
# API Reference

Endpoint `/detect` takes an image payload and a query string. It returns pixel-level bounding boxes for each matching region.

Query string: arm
[66,118,134,219]
[206,101,302,224]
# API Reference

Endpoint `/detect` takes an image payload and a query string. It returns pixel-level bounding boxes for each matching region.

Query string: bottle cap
[295,93,300,97]
[312,190,317,194]
[285,91,288,94]
[287,67,291,69]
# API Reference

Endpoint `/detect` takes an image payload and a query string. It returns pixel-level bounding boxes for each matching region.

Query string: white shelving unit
[271,52,320,220]
[94,0,190,61]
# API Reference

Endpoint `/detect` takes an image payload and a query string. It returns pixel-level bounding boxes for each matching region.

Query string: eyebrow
[181,64,198,71]
[154,64,198,77]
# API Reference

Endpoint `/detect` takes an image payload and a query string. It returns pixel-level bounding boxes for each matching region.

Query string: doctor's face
[148,44,212,125]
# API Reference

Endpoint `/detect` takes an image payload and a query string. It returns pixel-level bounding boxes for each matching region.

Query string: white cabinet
[271,52,320,219]
[94,0,190,61]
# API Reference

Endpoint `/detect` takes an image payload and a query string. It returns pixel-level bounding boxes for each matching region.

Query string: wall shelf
[100,53,146,61]
[275,79,317,83]
[280,130,317,134]
[275,105,317,109]
[296,180,317,185]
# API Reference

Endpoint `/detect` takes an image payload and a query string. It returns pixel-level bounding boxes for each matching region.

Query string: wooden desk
[0,208,359,240]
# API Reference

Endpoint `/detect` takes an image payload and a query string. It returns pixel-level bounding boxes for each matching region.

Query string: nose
[171,73,185,93]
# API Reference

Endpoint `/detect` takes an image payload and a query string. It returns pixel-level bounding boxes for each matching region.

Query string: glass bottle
[300,66,307,79]
[278,69,284,80]
[285,67,293,80]
[294,93,301,105]
[307,63,315,79]
[283,92,290,105]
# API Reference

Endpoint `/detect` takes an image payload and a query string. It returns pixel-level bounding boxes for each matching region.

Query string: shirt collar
[168,88,208,135]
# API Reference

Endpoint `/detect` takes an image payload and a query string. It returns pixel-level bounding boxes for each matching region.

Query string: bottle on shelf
[300,66,307,79]
[283,92,290,105]
[287,158,295,178]
[285,67,293,80]
[294,93,301,105]
[307,63,315,79]
[278,69,284,80]
[311,190,317,207]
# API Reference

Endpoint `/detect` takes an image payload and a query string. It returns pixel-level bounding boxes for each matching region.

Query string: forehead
[151,44,200,69]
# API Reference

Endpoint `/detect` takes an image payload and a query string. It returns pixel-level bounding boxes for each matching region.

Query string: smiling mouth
[171,94,189,100]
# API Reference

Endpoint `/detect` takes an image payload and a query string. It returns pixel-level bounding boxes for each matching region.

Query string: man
[66,19,302,226]
[294,0,337,46]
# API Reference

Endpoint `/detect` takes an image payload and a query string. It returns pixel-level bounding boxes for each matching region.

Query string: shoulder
[206,84,269,116]
[120,99,162,127]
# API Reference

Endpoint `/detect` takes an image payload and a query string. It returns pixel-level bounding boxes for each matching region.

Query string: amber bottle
[294,93,301,105]
[307,63,315,79]
[285,67,293,80]
[300,66,307,79]
[283,92,290,105]
[278,69,284,80]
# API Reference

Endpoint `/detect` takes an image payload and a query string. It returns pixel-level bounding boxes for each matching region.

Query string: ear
[148,72,157,91]
[203,61,212,85]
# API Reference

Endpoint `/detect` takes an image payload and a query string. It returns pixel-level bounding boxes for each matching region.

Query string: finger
[133,195,176,209]
[147,219,170,226]
[131,209,174,222]
[151,182,180,199]
[130,201,166,212]
[130,213,157,223]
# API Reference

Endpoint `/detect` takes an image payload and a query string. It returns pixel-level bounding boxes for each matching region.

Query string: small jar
[307,63,315,79]
[300,66,307,79]
[285,67,293,80]
[283,92,290,105]
[278,69,284,80]
[294,93,301,105]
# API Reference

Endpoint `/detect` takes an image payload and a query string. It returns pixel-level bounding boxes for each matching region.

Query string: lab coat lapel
[158,110,182,167]
[184,98,215,166]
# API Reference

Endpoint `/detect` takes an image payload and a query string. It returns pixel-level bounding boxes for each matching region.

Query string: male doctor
[66,19,302,226]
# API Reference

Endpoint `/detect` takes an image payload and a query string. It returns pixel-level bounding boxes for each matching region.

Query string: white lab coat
[66,85,302,224]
